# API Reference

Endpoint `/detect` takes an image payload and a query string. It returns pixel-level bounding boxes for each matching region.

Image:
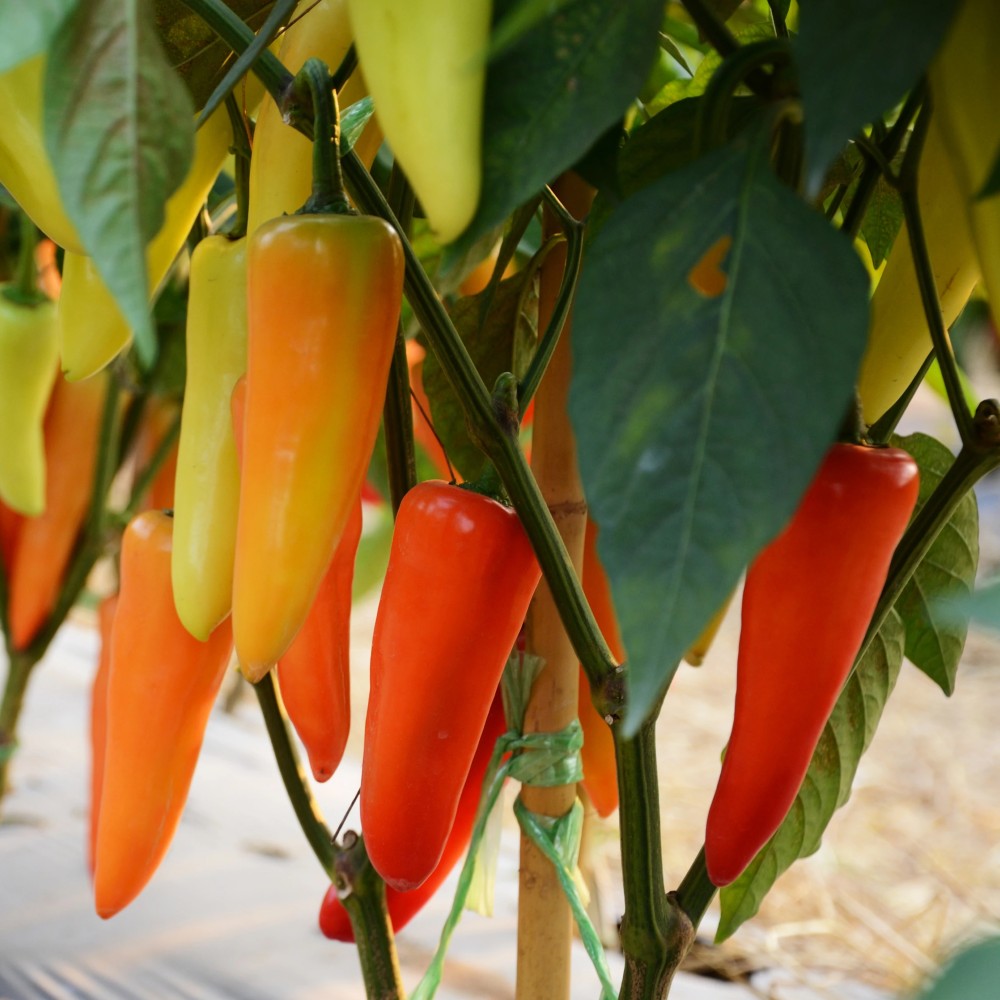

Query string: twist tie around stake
[410,654,616,1000]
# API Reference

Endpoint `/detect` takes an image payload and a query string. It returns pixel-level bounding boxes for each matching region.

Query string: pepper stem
[294,58,352,216]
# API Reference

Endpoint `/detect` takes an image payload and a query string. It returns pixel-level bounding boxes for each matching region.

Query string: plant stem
[681,0,773,96]
[254,671,337,877]
[297,59,351,216]
[224,93,253,240]
[178,0,292,105]
[895,102,975,446]
[517,186,585,412]
[0,651,36,809]
[616,718,695,999]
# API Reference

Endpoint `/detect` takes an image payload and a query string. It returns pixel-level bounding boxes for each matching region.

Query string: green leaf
[917,936,1000,999]
[422,269,539,482]
[445,0,663,261]
[796,0,962,197]
[44,0,195,369]
[717,609,906,940]
[859,175,904,268]
[892,433,980,696]
[0,0,78,71]
[568,124,871,735]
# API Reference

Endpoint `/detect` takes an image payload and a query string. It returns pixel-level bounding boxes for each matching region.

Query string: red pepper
[577,518,624,818]
[704,443,919,887]
[361,480,540,891]
[93,510,233,918]
[320,688,508,940]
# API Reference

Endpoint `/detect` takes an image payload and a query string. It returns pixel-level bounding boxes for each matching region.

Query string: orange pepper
[7,373,108,650]
[88,593,117,877]
[93,510,233,918]
[232,213,403,680]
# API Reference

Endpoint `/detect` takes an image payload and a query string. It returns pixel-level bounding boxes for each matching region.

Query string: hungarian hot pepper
[93,510,233,918]
[321,688,508,939]
[929,0,1000,320]
[361,480,540,891]
[7,372,109,650]
[171,235,248,640]
[248,0,381,236]
[0,55,84,253]
[0,281,58,516]
[346,0,491,243]
[88,593,117,876]
[704,443,919,887]
[57,105,232,381]
[232,213,403,680]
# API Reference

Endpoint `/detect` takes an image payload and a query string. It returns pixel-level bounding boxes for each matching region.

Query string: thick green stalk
[616,718,695,999]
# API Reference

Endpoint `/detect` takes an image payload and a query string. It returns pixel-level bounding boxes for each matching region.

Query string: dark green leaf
[717,609,906,939]
[569,125,871,735]
[859,176,904,268]
[917,937,1000,999]
[422,270,539,482]
[796,0,961,196]
[445,0,663,261]
[0,0,78,71]
[892,433,980,695]
[489,0,577,60]
[45,0,195,368]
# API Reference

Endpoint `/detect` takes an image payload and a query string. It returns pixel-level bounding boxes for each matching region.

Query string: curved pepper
[171,235,248,640]
[0,56,84,253]
[929,0,1000,319]
[704,443,919,887]
[0,285,58,515]
[57,105,232,381]
[321,688,508,939]
[88,593,117,877]
[232,213,403,680]
[855,115,980,426]
[346,0,491,243]
[93,510,234,918]
[7,372,109,650]
[248,0,381,235]
[361,480,540,891]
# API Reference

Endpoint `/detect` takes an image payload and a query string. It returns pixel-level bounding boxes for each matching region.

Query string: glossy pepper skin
[0,286,58,515]
[0,56,84,253]
[855,115,979,426]
[7,373,108,650]
[930,0,1000,319]
[88,593,117,877]
[346,0,491,243]
[57,105,232,381]
[321,688,508,940]
[247,0,381,236]
[704,444,920,887]
[577,519,624,819]
[232,213,403,680]
[361,480,540,891]
[93,510,233,918]
[172,235,248,640]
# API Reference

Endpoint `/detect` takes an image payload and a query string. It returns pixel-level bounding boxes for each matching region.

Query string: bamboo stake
[516,172,595,1000]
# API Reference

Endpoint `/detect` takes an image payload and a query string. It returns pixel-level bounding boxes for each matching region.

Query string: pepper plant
[1,1,998,999]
